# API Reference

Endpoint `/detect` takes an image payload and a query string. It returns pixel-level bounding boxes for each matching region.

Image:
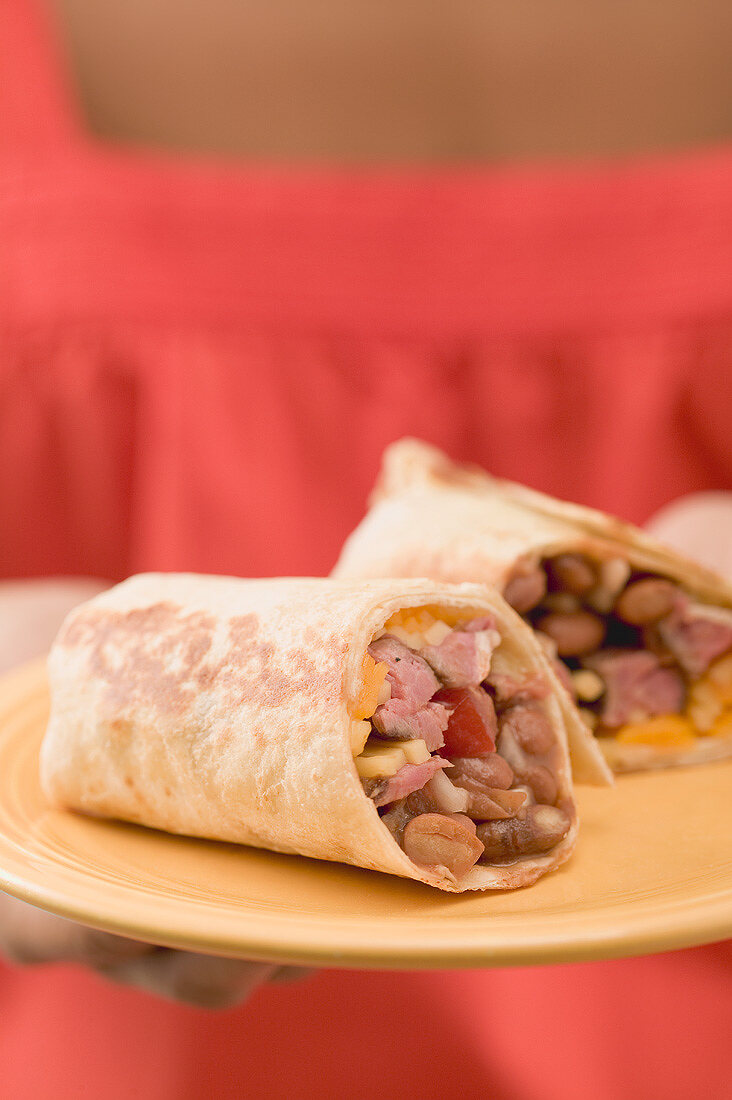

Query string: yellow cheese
[423,620,451,646]
[388,625,425,649]
[572,669,604,702]
[355,742,407,778]
[349,720,372,756]
[708,709,732,739]
[399,738,430,764]
[686,679,722,733]
[376,678,392,705]
[351,654,389,720]
[707,652,732,704]
[615,714,697,747]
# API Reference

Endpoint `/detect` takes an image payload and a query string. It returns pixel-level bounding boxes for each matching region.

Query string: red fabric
[1,3,732,1099]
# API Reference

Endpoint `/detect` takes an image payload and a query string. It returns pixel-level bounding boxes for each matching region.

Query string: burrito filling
[503,554,732,751]
[350,608,572,884]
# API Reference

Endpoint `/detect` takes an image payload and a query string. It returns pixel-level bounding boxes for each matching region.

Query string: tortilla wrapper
[333,438,732,774]
[41,574,581,892]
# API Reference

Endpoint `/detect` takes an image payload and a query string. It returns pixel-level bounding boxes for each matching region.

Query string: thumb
[104,950,278,1009]
[645,492,732,581]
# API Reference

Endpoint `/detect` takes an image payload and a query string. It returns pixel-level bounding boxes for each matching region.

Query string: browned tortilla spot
[59,602,216,717]
[218,615,339,709]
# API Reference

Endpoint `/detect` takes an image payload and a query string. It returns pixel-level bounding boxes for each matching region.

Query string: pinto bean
[615,578,678,625]
[535,610,606,657]
[503,567,547,614]
[497,724,559,804]
[449,755,514,790]
[641,625,677,665]
[476,805,571,861]
[587,558,632,613]
[446,813,478,834]
[545,554,597,595]
[380,801,411,841]
[517,764,558,806]
[542,592,582,614]
[449,775,528,820]
[500,704,555,754]
[496,723,528,775]
[402,814,485,879]
[511,783,536,805]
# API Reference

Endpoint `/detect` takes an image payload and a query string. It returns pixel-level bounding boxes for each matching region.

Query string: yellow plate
[0,660,730,969]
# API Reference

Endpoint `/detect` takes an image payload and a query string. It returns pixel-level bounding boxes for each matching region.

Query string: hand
[0,578,312,1007]
[0,892,308,1008]
[0,577,109,676]
[645,491,732,581]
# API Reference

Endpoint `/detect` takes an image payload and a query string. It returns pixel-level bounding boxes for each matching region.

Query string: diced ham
[368,757,450,808]
[371,698,448,751]
[583,649,685,728]
[484,671,550,705]
[657,597,732,678]
[461,616,498,633]
[421,620,500,688]
[368,635,440,707]
[369,635,448,749]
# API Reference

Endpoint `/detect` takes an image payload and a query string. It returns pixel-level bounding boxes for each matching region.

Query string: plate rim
[0,659,730,969]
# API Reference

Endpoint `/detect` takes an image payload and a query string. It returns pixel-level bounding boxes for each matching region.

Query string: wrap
[333,439,732,773]
[41,574,594,892]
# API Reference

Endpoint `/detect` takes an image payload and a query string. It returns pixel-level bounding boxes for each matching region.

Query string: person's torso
[1,6,732,1100]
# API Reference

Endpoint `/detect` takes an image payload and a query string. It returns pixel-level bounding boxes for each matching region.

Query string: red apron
[1,2,731,1098]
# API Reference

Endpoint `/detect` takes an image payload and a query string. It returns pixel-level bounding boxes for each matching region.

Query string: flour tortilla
[41,574,583,892]
[333,438,732,773]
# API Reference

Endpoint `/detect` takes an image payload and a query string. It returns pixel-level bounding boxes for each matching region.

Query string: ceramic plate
[0,660,730,968]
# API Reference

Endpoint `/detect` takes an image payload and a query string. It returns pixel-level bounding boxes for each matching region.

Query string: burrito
[333,439,732,773]
[40,574,604,892]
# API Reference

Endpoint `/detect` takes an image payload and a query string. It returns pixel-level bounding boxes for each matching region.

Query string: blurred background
[1,1,731,1098]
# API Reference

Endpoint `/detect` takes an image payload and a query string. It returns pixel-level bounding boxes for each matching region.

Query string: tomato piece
[434,687,497,757]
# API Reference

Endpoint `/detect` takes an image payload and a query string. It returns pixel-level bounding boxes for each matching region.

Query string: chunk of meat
[369,635,440,707]
[449,754,514,790]
[367,757,450,808]
[421,621,500,688]
[434,686,498,757]
[477,805,571,861]
[583,649,685,728]
[484,670,550,706]
[499,703,555,754]
[369,634,448,749]
[461,616,498,633]
[371,699,448,751]
[503,566,547,613]
[402,814,485,880]
[657,597,732,678]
